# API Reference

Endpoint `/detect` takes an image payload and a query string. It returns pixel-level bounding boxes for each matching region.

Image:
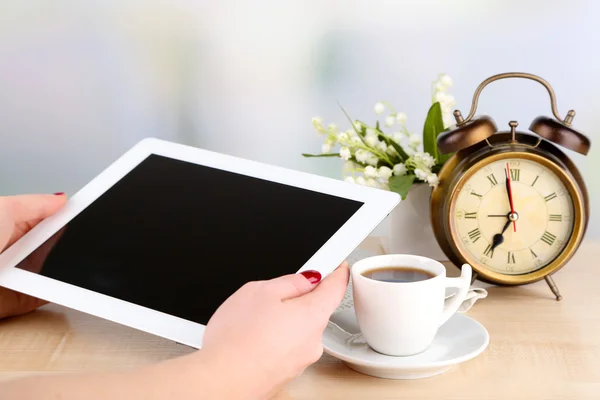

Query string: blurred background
[0,0,598,237]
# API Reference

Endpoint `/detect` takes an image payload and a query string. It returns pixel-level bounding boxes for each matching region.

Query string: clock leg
[470,272,478,285]
[544,275,562,301]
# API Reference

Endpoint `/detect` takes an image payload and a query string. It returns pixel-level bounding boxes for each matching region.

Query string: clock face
[451,157,575,275]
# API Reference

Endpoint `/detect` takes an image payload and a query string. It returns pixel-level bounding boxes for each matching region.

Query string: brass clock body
[431,132,589,289]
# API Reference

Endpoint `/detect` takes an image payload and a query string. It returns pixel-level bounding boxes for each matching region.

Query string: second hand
[505,163,517,233]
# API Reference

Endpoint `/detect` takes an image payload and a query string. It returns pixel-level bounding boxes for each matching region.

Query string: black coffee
[361,266,435,283]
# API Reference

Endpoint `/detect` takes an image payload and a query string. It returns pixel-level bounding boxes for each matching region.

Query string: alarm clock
[430,72,591,301]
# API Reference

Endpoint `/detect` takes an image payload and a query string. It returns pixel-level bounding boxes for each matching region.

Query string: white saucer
[322,308,489,380]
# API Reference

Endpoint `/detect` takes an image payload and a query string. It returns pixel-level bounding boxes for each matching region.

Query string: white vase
[381,183,448,261]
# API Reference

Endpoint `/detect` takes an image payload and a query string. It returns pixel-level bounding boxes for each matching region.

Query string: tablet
[0,138,399,348]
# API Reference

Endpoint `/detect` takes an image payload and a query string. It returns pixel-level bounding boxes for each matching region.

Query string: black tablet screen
[15,154,363,325]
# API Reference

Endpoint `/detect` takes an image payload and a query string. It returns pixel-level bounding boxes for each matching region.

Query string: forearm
[0,351,246,400]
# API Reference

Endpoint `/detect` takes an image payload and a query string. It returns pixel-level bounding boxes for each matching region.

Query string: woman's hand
[200,264,350,399]
[0,193,67,319]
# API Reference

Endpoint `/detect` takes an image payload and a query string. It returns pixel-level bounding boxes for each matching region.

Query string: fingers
[3,194,67,224]
[267,272,320,301]
[296,262,349,315]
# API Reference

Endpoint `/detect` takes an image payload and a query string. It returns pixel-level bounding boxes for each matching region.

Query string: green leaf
[302,153,340,158]
[378,134,409,162]
[376,120,381,131]
[388,174,416,200]
[422,102,446,163]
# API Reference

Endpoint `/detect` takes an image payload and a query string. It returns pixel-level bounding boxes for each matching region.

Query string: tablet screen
[15,155,363,325]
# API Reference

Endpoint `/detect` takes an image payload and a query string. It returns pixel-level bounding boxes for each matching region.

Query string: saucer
[322,308,489,380]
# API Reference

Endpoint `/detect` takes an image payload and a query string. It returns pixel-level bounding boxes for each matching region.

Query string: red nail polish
[300,270,321,284]
[53,192,65,196]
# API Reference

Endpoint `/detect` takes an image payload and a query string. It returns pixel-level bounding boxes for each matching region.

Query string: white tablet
[0,138,399,348]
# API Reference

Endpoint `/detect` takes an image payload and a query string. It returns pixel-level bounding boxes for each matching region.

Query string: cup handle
[439,264,472,326]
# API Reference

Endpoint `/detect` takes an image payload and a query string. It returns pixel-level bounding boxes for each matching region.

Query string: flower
[356,176,366,186]
[385,116,395,127]
[340,147,351,160]
[366,153,379,166]
[396,112,407,124]
[364,165,378,178]
[377,141,388,152]
[386,145,398,156]
[374,102,385,115]
[312,116,323,127]
[366,134,379,147]
[414,152,436,169]
[321,143,332,153]
[378,166,393,181]
[366,178,379,187]
[327,123,339,134]
[414,168,429,181]
[440,74,453,88]
[392,132,403,144]
[426,173,439,187]
[393,163,407,176]
[353,121,362,131]
[325,137,336,146]
[345,176,355,184]
[443,114,455,128]
[366,128,376,137]
[338,132,350,142]
[409,134,422,148]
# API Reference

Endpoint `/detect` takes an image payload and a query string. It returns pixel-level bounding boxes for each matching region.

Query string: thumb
[5,194,67,223]
[297,262,349,316]
[266,270,322,301]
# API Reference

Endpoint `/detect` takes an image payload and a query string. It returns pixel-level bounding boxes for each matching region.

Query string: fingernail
[53,192,65,196]
[300,270,321,284]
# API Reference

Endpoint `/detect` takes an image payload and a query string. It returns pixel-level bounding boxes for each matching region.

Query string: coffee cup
[351,254,472,357]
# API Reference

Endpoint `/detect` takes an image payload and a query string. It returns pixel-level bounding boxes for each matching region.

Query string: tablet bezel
[0,138,399,348]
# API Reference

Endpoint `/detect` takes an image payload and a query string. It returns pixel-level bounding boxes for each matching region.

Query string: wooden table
[1,238,599,399]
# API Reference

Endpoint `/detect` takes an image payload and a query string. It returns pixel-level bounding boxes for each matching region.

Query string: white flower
[366,128,377,137]
[352,136,363,144]
[409,134,422,148]
[340,147,351,160]
[321,143,332,154]
[393,133,403,144]
[343,160,355,171]
[377,141,388,152]
[426,173,440,187]
[354,121,362,131]
[344,176,355,184]
[312,117,325,133]
[366,153,379,166]
[366,178,379,188]
[374,102,385,115]
[325,138,336,146]
[366,135,379,147]
[414,168,429,181]
[355,149,367,163]
[364,165,378,178]
[378,166,393,181]
[440,74,453,88]
[337,132,350,142]
[435,91,447,104]
[405,147,415,156]
[386,145,398,156]
[385,116,395,127]
[327,123,339,134]
[396,112,407,124]
[356,176,367,186]
[422,153,436,168]
[443,114,455,128]
[393,163,407,176]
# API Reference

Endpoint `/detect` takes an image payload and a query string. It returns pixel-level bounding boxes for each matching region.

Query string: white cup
[351,254,472,357]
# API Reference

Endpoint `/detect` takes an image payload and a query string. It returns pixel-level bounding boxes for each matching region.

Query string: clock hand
[488,213,511,217]
[491,219,512,251]
[505,163,517,232]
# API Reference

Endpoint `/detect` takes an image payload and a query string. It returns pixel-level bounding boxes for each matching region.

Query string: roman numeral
[507,252,515,264]
[465,212,477,219]
[487,174,498,186]
[549,214,562,222]
[530,248,537,259]
[483,244,494,258]
[531,176,539,187]
[468,228,482,243]
[471,191,482,198]
[544,192,557,202]
[510,169,520,181]
[541,231,556,246]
